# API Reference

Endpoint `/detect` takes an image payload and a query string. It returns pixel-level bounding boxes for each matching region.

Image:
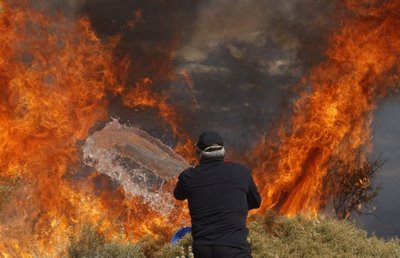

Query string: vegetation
[68,212,400,258]
[326,156,384,219]
[0,176,21,212]
[68,224,144,258]
[249,212,399,258]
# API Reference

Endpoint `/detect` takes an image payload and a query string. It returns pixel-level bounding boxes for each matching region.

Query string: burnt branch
[326,153,385,220]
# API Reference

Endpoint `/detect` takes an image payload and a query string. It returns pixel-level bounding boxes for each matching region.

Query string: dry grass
[68,224,144,258]
[0,176,21,211]
[248,212,400,258]
[68,213,400,258]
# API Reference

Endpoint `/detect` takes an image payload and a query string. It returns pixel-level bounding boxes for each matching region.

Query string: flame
[0,1,120,254]
[252,0,400,216]
[122,77,197,164]
[0,1,189,255]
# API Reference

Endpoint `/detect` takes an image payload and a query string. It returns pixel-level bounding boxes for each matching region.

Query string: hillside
[69,213,400,258]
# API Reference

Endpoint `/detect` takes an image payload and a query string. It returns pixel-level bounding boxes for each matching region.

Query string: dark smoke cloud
[82,0,201,82]
[26,0,85,17]
[172,0,339,150]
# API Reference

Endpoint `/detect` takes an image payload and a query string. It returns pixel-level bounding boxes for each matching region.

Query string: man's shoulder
[223,160,249,171]
[221,160,251,176]
[179,167,195,178]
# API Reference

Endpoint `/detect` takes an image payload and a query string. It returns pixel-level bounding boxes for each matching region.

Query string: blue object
[171,226,192,244]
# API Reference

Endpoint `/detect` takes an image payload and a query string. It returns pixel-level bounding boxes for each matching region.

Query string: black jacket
[174,157,261,248]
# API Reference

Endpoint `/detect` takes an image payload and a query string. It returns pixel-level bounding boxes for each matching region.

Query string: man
[174,132,262,258]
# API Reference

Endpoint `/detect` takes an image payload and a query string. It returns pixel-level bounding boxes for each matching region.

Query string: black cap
[195,131,224,151]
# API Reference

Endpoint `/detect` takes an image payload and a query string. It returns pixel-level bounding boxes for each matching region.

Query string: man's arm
[173,174,187,200]
[247,174,261,210]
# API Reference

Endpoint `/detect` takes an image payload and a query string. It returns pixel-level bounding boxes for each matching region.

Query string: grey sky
[356,95,400,238]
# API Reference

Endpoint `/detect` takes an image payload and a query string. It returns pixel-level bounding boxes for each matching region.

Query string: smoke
[16,0,340,153]
[25,0,85,17]
[172,0,339,151]
[82,0,201,80]
[180,0,338,64]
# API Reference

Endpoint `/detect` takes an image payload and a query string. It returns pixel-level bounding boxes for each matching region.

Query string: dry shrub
[0,176,21,211]
[68,214,400,258]
[68,224,144,258]
[249,213,400,258]
[154,234,193,258]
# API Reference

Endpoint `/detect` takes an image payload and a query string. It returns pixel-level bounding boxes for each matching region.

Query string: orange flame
[252,0,400,216]
[0,1,190,255]
[0,1,125,255]
[122,78,197,164]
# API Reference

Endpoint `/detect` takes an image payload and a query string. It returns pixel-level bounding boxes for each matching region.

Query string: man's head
[195,131,225,160]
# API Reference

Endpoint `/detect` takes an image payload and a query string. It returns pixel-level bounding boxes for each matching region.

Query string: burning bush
[326,155,384,219]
